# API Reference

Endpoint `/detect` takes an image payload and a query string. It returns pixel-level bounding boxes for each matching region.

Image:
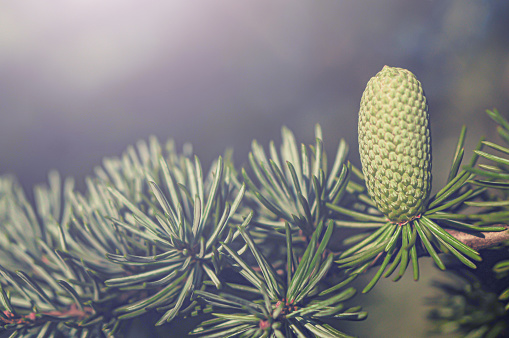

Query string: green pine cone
[358,66,432,224]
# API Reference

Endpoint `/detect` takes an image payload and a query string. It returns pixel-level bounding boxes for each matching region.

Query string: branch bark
[446,225,509,251]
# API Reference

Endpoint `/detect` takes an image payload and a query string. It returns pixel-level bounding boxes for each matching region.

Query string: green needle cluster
[0,68,508,337]
[192,221,366,338]
[465,109,509,315]
[428,271,508,337]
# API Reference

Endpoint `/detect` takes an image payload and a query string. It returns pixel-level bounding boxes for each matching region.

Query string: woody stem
[446,225,509,251]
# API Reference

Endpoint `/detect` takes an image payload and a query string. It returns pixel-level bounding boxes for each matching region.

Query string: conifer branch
[0,107,508,337]
[446,225,509,251]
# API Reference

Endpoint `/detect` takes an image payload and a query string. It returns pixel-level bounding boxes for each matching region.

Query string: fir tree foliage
[0,172,116,336]
[425,110,509,338]
[0,137,252,336]
[1,67,509,337]
[427,270,508,337]
[0,132,364,337]
[465,109,509,311]
[243,124,349,237]
[97,137,248,326]
[191,221,366,338]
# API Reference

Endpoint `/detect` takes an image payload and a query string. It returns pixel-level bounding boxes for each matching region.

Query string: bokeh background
[1,1,509,337]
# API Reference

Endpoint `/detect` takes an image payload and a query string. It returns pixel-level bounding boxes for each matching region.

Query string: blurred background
[1,0,509,337]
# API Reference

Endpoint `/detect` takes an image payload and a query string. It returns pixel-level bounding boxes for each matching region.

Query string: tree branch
[446,225,509,251]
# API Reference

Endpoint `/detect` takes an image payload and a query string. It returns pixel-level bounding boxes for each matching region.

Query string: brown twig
[446,225,509,251]
[363,225,509,269]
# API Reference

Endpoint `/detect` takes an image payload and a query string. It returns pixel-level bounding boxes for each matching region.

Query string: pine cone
[358,66,432,224]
